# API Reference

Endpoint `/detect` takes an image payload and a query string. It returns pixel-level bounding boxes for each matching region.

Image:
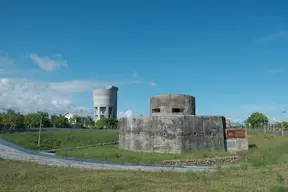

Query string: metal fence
[244,127,288,136]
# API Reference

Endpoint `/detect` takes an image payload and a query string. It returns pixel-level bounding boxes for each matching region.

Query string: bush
[95,118,118,129]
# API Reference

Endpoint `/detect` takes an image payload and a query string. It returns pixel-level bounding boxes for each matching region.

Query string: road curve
[0,138,216,172]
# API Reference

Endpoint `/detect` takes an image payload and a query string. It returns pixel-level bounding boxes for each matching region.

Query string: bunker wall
[150,94,196,116]
[119,115,226,154]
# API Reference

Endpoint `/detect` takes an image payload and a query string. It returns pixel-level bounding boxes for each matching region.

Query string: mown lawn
[56,132,288,165]
[57,145,230,164]
[1,159,288,192]
[3,130,288,167]
[0,130,119,150]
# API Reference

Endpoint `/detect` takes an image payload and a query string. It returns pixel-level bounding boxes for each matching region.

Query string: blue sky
[0,0,288,123]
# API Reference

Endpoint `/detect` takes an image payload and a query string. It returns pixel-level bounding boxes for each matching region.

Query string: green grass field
[0,130,119,150]
[2,130,288,166]
[246,132,288,167]
[57,145,230,164]
[55,132,288,165]
[1,159,288,192]
[2,131,288,191]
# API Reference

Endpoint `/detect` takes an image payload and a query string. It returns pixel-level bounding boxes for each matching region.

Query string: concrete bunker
[119,94,227,154]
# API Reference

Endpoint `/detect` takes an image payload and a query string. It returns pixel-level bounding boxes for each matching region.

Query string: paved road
[0,138,216,172]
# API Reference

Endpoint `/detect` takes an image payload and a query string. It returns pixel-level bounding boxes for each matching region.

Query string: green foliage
[282,121,288,128]
[245,112,269,128]
[68,115,95,128]
[95,118,118,129]
[85,116,95,127]
[0,108,96,130]
[24,111,51,128]
[51,115,70,128]
[0,130,119,150]
[0,109,25,130]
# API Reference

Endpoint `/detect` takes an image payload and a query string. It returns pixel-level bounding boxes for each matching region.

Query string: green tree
[69,115,85,128]
[24,113,36,128]
[282,121,288,128]
[52,115,70,128]
[85,116,94,127]
[245,112,269,128]
[0,109,25,130]
[95,118,118,129]
[0,112,4,129]
[36,111,51,127]
[16,114,25,128]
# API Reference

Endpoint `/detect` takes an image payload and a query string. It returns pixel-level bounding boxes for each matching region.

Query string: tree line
[0,109,118,130]
[244,112,288,129]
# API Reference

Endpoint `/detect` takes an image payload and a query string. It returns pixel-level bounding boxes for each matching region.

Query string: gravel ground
[0,138,216,172]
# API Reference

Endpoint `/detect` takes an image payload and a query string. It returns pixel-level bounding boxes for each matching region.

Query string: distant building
[226,119,231,128]
[93,86,118,121]
[63,112,74,120]
[63,112,89,126]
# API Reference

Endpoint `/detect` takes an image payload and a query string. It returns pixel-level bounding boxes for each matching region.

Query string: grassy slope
[57,145,230,164]
[1,159,288,192]
[0,130,119,150]
[2,130,288,166]
[56,132,288,165]
[247,132,288,167]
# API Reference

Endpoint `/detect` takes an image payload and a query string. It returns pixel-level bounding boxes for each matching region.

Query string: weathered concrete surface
[0,138,216,172]
[119,115,226,154]
[150,94,196,116]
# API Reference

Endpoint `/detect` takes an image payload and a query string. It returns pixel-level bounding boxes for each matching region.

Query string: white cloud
[132,72,138,77]
[118,110,133,118]
[0,52,142,115]
[0,53,16,67]
[29,53,68,72]
[68,107,93,117]
[0,53,39,76]
[49,80,111,93]
[0,77,122,114]
[0,78,73,114]
[241,104,287,112]
[150,82,157,87]
[254,30,288,43]
[267,68,284,74]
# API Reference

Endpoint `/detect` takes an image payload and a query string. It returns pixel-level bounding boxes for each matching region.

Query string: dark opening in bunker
[172,108,184,113]
[152,108,160,113]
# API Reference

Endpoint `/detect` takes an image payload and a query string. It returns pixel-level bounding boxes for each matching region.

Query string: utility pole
[281,122,284,137]
[281,110,286,137]
[37,115,42,148]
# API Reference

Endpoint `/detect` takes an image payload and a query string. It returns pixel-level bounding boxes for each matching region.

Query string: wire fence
[242,127,288,136]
